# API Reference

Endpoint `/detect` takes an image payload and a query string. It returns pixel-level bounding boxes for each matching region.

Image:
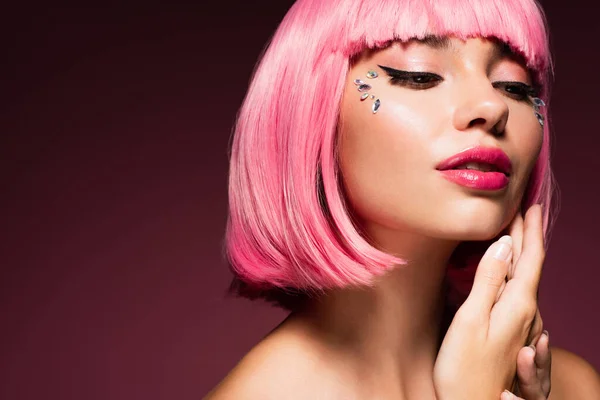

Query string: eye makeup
[378,65,442,89]
[491,81,539,101]
[378,64,539,102]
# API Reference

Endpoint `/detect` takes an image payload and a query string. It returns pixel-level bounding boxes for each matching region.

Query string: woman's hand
[501,209,552,400]
[433,204,546,399]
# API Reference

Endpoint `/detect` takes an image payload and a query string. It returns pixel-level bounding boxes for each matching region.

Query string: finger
[507,211,524,279]
[512,204,545,297]
[516,345,546,400]
[535,330,552,397]
[501,390,525,400]
[463,235,512,314]
[535,330,550,369]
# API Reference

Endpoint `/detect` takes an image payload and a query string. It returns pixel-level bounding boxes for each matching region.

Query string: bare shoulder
[549,346,600,400]
[204,317,350,400]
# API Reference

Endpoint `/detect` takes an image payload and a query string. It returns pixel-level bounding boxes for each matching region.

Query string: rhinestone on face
[354,79,365,86]
[371,94,375,99]
[357,84,372,92]
[532,97,546,107]
[535,111,544,126]
[372,99,381,114]
[366,70,378,79]
[360,93,370,101]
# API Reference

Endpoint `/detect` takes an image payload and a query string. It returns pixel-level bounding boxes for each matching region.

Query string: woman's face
[338,36,543,246]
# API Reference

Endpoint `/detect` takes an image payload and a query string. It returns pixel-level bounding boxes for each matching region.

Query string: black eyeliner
[496,81,539,97]
[377,64,439,79]
[492,81,540,100]
[377,65,539,98]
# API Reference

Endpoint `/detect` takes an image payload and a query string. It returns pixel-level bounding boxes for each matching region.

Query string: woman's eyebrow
[412,35,515,58]
[497,41,518,58]
[413,35,451,49]
[491,41,529,68]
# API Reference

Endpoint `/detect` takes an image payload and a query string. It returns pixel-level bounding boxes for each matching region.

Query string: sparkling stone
[535,112,544,126]
[532,97,545,107]
[366,70,378,79]
[360,93,369,101]
[371,94,375,99]
[372,98,381,114]
[357,84,372,92]
[354,79,364,86]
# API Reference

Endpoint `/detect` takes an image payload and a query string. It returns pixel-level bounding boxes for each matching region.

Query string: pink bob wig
[224,0,557,308]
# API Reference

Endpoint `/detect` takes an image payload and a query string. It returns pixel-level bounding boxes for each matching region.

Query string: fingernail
[501,390,513,400]
[543,329,549,341]
[493,235,513,261]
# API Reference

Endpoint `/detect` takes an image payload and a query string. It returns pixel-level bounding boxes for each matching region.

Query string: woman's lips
[436,146,513,176]
[438,169,509,190]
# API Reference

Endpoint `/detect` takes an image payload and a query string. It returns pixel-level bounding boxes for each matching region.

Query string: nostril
[490,123,504,136]
[467,118,504,136]
[468,117,487,128]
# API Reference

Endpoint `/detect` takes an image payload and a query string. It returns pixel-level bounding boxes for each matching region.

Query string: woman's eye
[377,65,442,89]
[493,81,537,101]
[389,72,442,89]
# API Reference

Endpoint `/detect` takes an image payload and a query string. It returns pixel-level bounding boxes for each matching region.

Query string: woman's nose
[452,81,509,136]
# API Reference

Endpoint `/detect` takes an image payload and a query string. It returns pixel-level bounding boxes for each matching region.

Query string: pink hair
[225,0,557,306]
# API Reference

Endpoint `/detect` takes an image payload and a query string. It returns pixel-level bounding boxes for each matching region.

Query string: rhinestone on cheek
[360,93,370,101]
[366,70,378,79]
[372,99,381,114]
[535,112,544,126]
[357,84,372,92]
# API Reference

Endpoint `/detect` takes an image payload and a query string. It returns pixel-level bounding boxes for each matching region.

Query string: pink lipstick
[436,146,512,191]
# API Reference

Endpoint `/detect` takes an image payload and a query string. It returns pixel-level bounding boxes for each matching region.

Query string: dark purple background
[1,1,598,399]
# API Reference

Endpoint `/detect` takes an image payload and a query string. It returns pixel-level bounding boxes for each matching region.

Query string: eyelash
[492,81,539,100]
[377,65,539,101]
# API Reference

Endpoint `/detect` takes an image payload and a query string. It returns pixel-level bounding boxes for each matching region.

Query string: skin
[206,37,600,399]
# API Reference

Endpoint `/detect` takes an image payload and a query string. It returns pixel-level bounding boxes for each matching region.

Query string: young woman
[208,0,600,398]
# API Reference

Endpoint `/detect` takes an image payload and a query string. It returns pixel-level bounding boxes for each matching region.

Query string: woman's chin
[439,204,514,241]
[433,218,508,242]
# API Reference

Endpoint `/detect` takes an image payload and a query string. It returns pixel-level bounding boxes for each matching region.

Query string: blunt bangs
[303,0,551,84]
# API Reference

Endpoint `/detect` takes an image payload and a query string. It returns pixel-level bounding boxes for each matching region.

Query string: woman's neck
[291,231,460,396]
